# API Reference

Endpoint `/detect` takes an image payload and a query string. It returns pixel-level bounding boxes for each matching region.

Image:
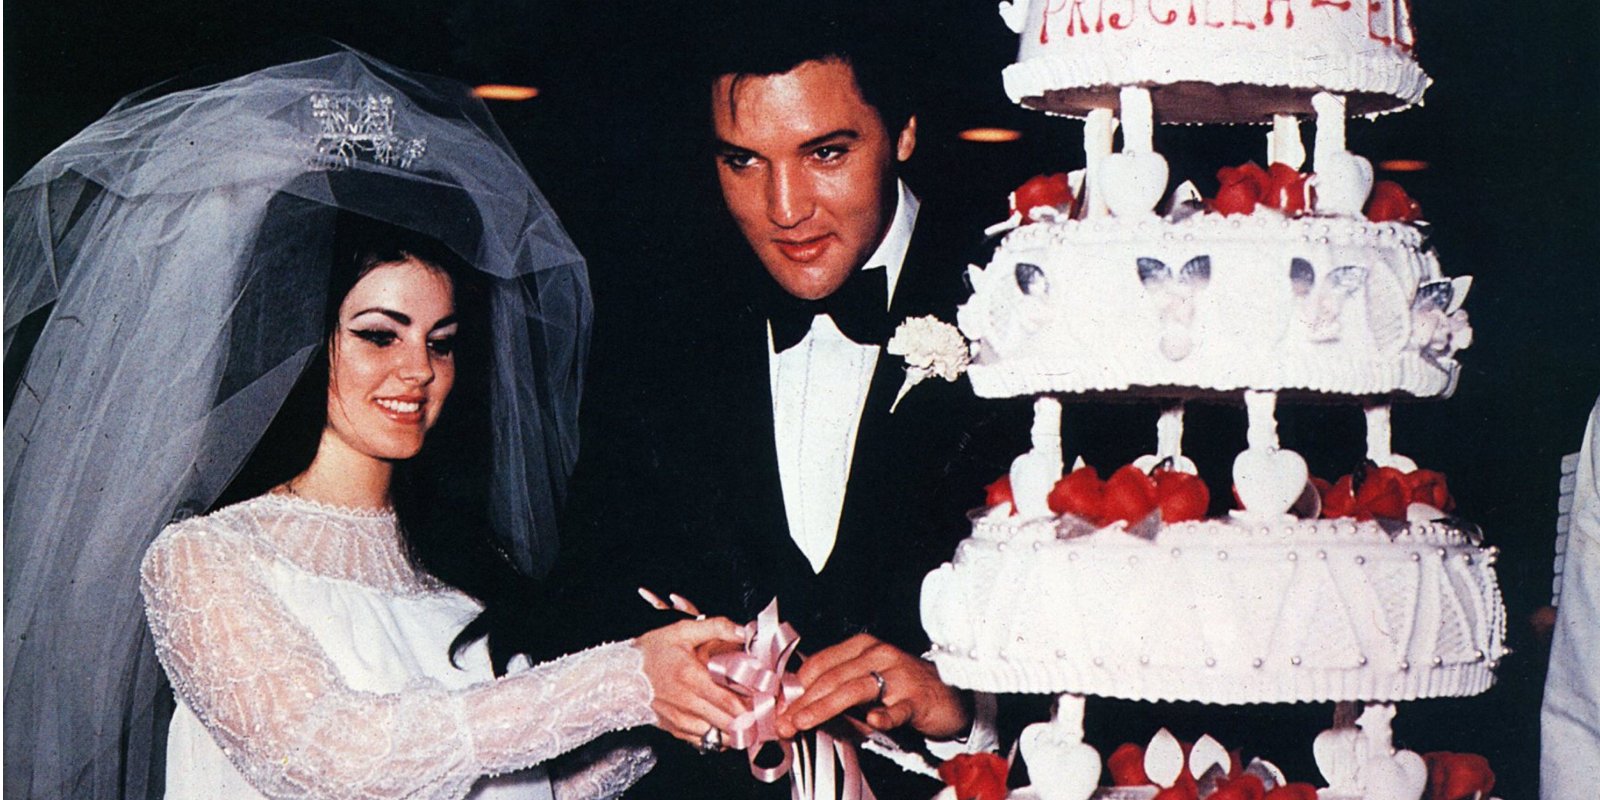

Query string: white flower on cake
[1409,276,1474,358]
[886,316,969,412]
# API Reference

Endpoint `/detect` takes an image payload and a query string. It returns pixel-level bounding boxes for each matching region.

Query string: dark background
[7,1,1596,796]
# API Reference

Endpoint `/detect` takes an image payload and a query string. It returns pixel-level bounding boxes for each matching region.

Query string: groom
[558,8,1024,797]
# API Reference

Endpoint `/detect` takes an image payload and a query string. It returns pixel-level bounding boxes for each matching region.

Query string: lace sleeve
[140,521,657,800]
[549,737,655,800]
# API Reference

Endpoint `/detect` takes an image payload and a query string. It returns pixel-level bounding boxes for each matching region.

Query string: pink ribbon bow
[707,600,877,800]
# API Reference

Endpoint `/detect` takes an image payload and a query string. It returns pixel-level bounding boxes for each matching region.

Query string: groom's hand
[777,633,969,740]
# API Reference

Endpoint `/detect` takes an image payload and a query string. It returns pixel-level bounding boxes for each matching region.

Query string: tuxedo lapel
[706,306,819,621]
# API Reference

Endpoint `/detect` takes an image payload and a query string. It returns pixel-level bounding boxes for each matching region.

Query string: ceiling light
[1377,159,1429,172]
[959,127,1023,143]
[473,84,540,101]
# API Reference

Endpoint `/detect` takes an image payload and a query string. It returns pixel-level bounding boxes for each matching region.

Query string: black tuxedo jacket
[550,201,1026,798]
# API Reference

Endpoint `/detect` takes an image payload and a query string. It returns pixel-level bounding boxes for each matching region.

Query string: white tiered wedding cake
[920,2,1504,798]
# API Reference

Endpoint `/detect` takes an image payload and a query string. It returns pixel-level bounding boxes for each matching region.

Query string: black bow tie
[767,267,891,352]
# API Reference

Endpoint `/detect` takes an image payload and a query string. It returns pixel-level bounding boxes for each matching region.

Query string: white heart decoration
[1362,748,1428,800]
[1313,727,1364,793]
[1232,447,1310,517]
[1310,150,1374,217]
[1143,728,1185,788]
[1021,722,1102,800]
[1011,449,1062,519]
[997,0,1032,33]
[1101,151,1169,218]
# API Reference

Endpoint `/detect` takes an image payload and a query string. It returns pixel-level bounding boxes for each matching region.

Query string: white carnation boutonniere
[886,315,970,413]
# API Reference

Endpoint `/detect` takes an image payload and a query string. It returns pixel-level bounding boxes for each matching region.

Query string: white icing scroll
[1269,114,1306,170]
[1365,403,1419,471]
[1312,91,1348,157]
[1010,396,1064,518]
[1157,402,1185,460]
[1244,390,1280,450]
[1365,403,1394,462]
[1083,108,1117,218]
[1119,87,1154,154]
[1134,403,1199,475]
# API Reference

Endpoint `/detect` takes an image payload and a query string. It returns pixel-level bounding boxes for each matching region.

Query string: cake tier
[921,513,1507,704]
[958,214,1469,399]
[1001,0,1428,121]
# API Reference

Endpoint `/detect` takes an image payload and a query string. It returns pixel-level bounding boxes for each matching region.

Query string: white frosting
[1002,0,1428,121]
[958,214,1466,399]
[921,512,1507,704]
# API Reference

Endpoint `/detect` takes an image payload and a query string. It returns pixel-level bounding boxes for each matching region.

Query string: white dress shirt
[768,182,918,574]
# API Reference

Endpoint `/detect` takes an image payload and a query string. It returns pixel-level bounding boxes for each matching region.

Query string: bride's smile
[326,257,459,463]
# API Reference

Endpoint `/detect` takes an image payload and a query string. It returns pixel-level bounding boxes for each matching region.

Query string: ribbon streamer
[708,600,877,800]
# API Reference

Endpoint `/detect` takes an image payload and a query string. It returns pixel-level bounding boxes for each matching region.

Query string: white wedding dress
[141,493,656,800]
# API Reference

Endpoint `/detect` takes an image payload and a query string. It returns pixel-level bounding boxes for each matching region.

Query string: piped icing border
[921,515,1507,705]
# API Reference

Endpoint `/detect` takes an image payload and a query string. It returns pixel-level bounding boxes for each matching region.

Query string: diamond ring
[697,726,723,755]
[869,670,887,704]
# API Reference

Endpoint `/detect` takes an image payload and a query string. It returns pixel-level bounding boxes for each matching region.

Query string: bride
[4,49,744,799]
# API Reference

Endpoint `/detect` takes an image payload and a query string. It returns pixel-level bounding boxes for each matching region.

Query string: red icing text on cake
[1036,0,1416,50]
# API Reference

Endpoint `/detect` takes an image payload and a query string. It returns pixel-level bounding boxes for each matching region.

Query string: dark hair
[217,211,539,674]
[697,3,919,140]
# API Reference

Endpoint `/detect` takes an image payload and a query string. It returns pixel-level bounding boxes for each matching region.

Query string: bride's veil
[3,47,591,799]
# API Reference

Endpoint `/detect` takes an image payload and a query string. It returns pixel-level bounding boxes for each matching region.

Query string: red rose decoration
[1108,742,1150,786]
[1262,784,1320,800]
[1319,475,1357,519]
[1153,783,1200,800]
[1152,469,1210,523]
[1401,468,1455,512]
[1103,464,1160,526]
[985,475,1017,516]
[1354,464,1410,520]
[1319,465,1419,520]
[1012,173,1077,223]
[1365,180,1423,222]
[1262,163,1309,215]
[937,752,1010,800]
[1049,466,1105,523]
[1213,162,1269,215]
[1423,752,1494,800]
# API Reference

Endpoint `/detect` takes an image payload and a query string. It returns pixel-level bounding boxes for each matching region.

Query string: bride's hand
[635,617,749,747]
